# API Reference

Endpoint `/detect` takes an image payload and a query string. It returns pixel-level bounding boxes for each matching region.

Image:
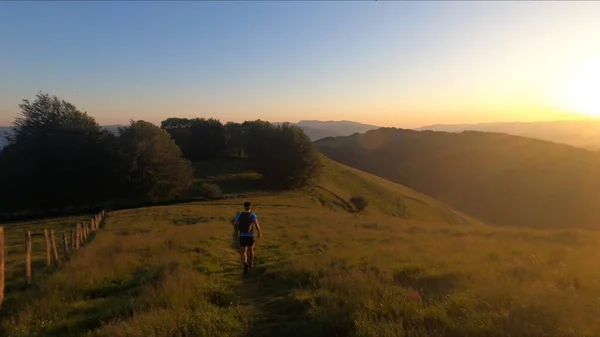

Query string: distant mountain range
[417,120,600,150]
[294,120,380,141]
[101,125,123,135]
[0,127,10,149]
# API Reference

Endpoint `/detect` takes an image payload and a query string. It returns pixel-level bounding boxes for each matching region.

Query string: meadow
[1,158,600,336]
[1,193,600,336]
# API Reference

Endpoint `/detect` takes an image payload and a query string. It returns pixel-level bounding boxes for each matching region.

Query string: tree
[160,117,193,130]
[245,122,322,189]
[116,120,194,203]
[187,118,226,161]
[160,117,226,161]
[1,92,116,213]
[161,117,192,157]
[242,120,275,162]
[224,122,245,158]
[0,144,28,216]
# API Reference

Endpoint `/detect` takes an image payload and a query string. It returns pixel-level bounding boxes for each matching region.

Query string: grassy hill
[316,128,600,230]
[310,157,474,225]
[2,169,600,336]
[189,156,472,226]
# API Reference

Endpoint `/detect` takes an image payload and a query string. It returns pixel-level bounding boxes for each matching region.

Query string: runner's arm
[253,219,262,238]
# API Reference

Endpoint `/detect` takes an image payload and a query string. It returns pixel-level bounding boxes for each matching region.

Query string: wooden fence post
[44,229,51,266]
[62,232,69,261]
[71,229,75,251]
[50,229,59,266]
[75,224,81,250]
[25,231,32,284]
[0,227,4,307]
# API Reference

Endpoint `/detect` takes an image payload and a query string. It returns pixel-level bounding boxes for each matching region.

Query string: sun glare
[556,60,600,118]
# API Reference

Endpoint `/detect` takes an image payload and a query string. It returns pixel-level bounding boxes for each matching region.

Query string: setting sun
[556,59,600,118]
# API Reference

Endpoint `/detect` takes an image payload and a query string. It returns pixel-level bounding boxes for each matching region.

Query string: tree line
[0,92,321,218]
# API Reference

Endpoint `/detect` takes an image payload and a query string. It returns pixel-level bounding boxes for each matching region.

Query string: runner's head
[244,201,252,211]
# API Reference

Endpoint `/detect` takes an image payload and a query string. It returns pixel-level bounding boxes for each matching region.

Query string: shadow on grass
[44,264,170,337]
[0,262,170,337]
[240,265,312,337]
[42,297,136,337]
[393,266,462,304]
[238,260,358,337]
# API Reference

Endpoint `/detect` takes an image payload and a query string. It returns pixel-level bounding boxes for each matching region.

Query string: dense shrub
[198,183,223,199]
[350,195,369,212]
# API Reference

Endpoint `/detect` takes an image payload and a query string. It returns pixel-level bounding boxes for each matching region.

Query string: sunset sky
[1,1,600,128]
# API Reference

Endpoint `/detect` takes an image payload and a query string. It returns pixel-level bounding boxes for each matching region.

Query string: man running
[233,201,262,274]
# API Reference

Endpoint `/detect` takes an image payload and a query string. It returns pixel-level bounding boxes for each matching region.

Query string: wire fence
[0,209,108,308]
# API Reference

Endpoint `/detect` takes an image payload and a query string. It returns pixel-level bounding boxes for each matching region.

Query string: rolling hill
[311,156,474,225]
[191,156,472,226]
[315,128,600,229]
[3,154,600,336]
[418,119,600,150]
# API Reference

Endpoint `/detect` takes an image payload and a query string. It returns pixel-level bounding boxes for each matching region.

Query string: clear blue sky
[1,1,600,127]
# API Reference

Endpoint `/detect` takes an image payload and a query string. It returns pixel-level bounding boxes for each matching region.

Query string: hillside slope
[315,128,600,229]
[191,156,475,226]
[308,156,474,226]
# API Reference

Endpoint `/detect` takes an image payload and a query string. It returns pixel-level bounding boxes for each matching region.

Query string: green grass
[1,215,92,313]
[189,159,263,195]
[2,159,600,336]
[309,157,478,225]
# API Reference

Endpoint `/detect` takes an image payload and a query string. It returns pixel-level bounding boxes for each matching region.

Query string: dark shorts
[239,236,255,247]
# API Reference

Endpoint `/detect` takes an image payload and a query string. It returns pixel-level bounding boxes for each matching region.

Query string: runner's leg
[240,245,247,264]
[248,241,255,268]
